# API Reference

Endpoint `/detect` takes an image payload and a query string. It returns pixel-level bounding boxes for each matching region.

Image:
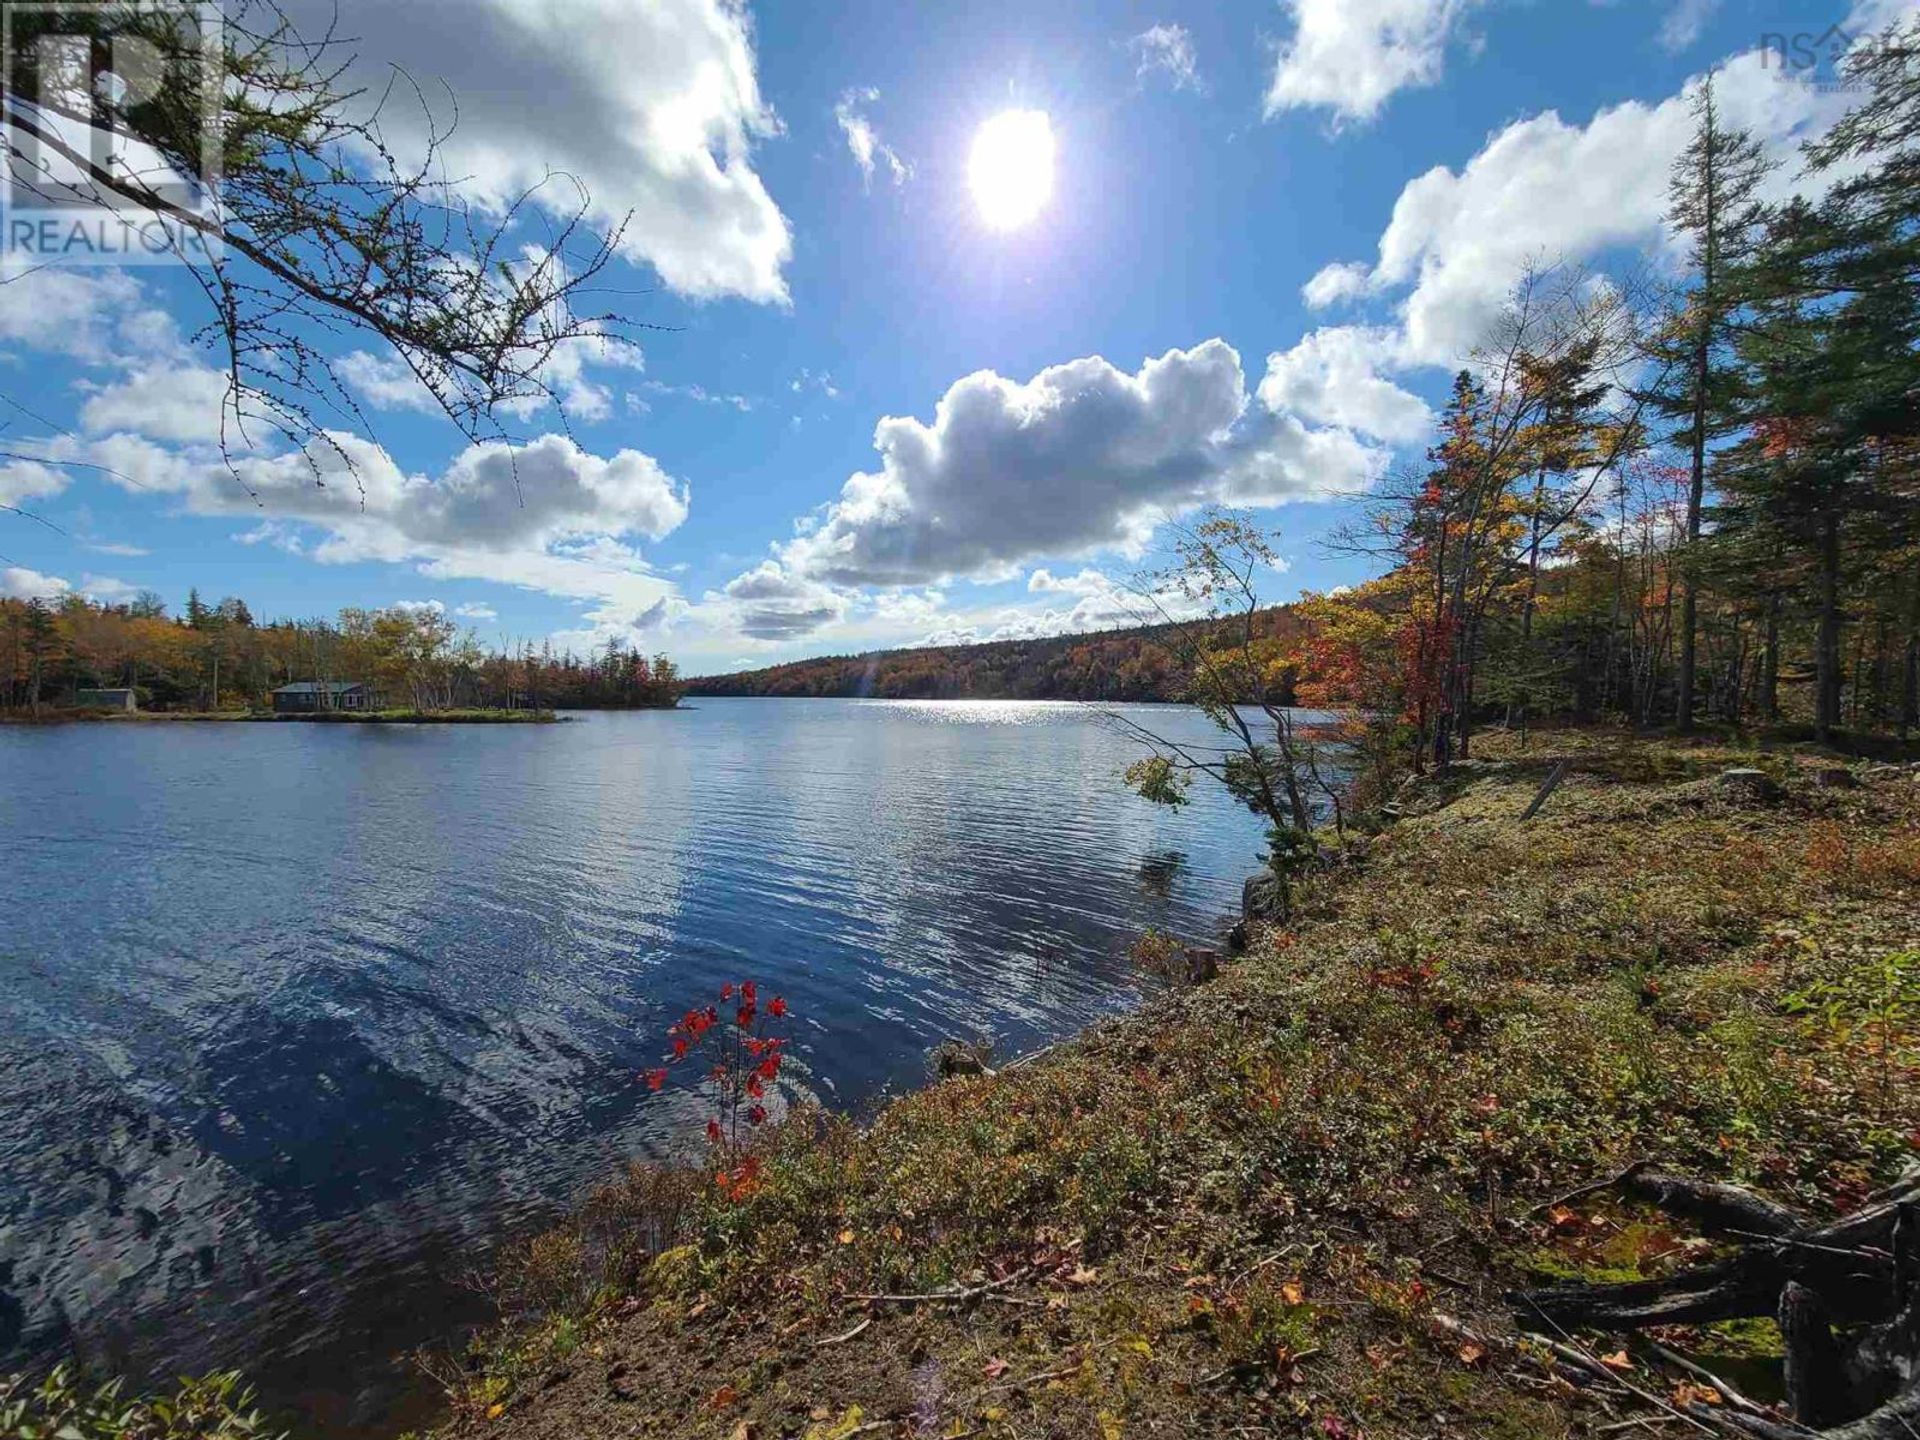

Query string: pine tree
[1646,73,1774,730]
[1713,21,1920,739]
[22,597,57,712]
[1808,22,1920,737]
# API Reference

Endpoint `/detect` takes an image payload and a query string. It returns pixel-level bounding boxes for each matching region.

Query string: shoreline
[9,728,1917,1440]
[0,708,699,726]
[419,728,1918,1440]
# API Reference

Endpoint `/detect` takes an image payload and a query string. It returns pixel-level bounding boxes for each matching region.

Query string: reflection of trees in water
[1137,850,1188,900]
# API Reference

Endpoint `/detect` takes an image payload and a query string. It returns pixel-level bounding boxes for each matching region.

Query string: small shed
[75,687,137,712]
[272,681,371,714]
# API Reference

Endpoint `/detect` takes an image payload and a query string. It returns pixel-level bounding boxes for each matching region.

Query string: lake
[0,698,1270,1433]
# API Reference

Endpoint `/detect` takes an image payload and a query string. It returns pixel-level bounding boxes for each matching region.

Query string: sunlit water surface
[0,699,1273,1433]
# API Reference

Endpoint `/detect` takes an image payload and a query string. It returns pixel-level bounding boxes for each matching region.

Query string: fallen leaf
[1673,1382,1723,1407]
[837,1229,855,1245]
[1457,1341,1487,1369]
[485,1402,505,1421]
[804,1406,867,1440]
[708,1384,739,1410]
[730,1424,758,1440]
[1279,1278,1306,1306]
[983,1357,1010,1380]
[1064,1264,1100,1287]
[1599,1350,1633,1373]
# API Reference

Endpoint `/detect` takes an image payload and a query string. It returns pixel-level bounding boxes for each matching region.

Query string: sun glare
[968,109,1055,231]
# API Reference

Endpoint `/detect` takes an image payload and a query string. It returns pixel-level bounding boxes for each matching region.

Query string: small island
[0,591,684,722]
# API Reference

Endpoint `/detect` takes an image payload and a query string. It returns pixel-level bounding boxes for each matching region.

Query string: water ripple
[0,699,1268,1435]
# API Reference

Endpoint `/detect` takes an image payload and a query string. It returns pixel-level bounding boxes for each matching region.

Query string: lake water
[0,699,1269,1433]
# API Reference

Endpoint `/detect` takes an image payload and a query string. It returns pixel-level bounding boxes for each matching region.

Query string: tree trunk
[1902,569,1920,740]
[1516,1172,1920,1436]
[1816,510,1844,742]
[1678,323,1710,732]
[1762,589,1782,723]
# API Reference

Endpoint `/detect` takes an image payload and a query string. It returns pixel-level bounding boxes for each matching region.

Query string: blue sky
[0,0,1907,671]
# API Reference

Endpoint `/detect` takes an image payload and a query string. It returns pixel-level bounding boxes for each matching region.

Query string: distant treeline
[0,589,683,712]
[686,610,1306,702]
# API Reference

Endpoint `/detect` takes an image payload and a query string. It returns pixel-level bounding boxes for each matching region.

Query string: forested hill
[684,608,1303,702]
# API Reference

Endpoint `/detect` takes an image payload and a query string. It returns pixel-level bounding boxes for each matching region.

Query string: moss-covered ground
[421,730,1920,1440]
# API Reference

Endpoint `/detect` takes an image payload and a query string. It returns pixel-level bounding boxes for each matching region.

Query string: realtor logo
[1758,22,1915,91]
[0,0,224,264]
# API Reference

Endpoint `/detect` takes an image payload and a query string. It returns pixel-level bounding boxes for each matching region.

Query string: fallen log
[1621,1170,1808,1240]
[1512,1169,1920,1437]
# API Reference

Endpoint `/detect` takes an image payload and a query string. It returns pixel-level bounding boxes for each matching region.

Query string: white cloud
[636,379,753,411]
[1324,48,1855,366]
[1128,24,1205,92]
[0,458,72,508]
[1265,0,1478,127]
[1847,0,1920,33]
[340,329,645,425]
[709,560,851,641]
[775,340,1385,589]
[78,574,138,604]
[335,352,441,416]
[920,572,1216,649]
[1251,328,1436,445]
[79,364,234,444]
[0,263,155,363]
[282,0,792,304]
[31,429,689,636]
[1028,567,1114,596]
[1,566,70,600]
[1658,0,1720,53]
[1302,260,1374,309]
[835,88,911,190]
[454,602,498,622]
[1257,327,1432,444]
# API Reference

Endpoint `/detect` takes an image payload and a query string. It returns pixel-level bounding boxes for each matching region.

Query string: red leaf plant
[640,980,793,1200]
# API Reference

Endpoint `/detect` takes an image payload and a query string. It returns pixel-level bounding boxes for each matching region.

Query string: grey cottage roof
[273,681,366,695]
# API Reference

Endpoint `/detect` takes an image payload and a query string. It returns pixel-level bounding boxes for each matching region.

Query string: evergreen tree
[1644,73,1773,730]
[22,597,58,712]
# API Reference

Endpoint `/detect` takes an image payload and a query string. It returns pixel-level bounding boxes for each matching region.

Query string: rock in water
[1243,872,1286,922]
[931,1042,992,1079]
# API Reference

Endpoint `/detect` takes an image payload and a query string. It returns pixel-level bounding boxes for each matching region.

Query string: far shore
[1,707,568,725]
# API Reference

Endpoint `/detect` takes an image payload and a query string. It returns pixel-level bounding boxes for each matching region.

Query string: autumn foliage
[643,981,792,1201]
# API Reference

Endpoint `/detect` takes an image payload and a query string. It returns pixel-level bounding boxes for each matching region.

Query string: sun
[968,109,1055,231]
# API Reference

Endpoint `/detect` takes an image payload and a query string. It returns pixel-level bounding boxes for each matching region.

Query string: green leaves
[1124,755,1191,809]
[0,1366,278,1440]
